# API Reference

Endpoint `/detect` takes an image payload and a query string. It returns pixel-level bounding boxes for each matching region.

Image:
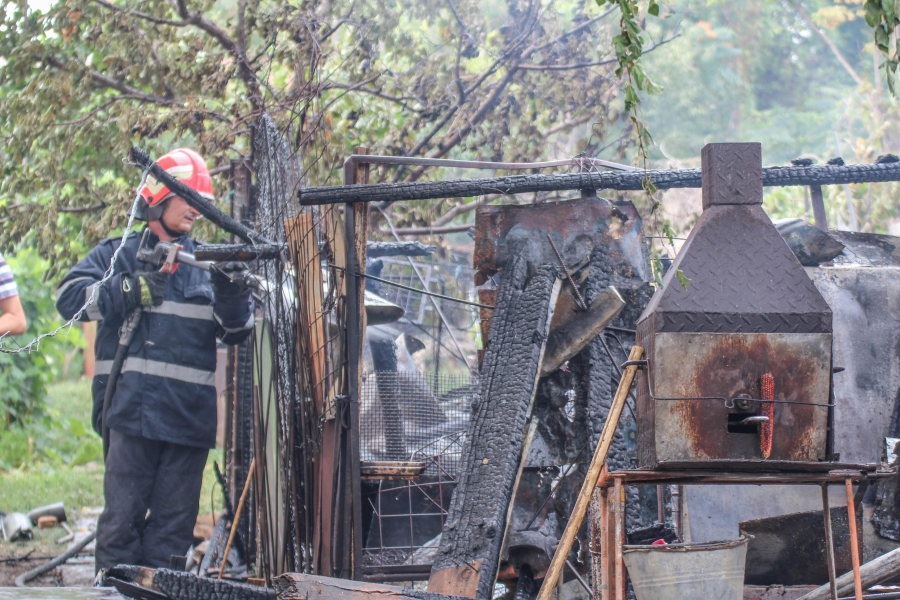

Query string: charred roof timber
[298,157,900,206]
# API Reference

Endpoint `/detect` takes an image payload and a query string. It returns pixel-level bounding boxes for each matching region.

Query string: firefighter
[56,148,255,571]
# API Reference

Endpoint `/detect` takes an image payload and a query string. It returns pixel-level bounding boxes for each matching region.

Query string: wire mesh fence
[359,370,477,571]
[360,371,475,476]
[224,113,351,578]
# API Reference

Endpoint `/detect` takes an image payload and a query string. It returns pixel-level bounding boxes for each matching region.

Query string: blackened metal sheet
[643,332,831,464]
[474,197,650,286]
[740,507,861,585]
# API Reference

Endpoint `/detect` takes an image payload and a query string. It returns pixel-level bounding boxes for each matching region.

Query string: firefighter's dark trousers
[95,430,209,572]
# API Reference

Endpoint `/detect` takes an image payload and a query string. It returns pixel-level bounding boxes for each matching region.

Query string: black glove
[210,262,251,300]
[121,271,169,312]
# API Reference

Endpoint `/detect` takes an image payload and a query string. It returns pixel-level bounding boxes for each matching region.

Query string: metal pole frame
[343,148,368,580]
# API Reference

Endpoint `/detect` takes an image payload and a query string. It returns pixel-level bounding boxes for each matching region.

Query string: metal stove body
[635,143,834,469]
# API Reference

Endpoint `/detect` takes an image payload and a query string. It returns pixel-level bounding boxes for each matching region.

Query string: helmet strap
[158,216,184,240]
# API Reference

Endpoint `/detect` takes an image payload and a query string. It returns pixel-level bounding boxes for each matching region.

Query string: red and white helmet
[138,148,214,221]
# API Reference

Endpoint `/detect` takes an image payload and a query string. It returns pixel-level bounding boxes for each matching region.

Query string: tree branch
[237,0,246,55]
[43,56,174,105]
[447,0,466,100]
[786,0,862,86]
[171,0,263,110]
[59,202,106,214]
[403,64,521,181]
[528,6,617,55]
[433,201,478,226]
[520,33,679,71]
[520,57,616,71]
[322,81,423,111]
[319,72,385,112]
[541,114,594,138]
[90,0,188,26]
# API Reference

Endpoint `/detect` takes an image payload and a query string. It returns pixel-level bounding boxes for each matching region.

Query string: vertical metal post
[845,479,864,600]
[671,485,681,540]
[822,484,838,600]
[656,485,664,524]
[811,185,828,231]
[599,487,610,600]
[614,477,625,600]
[343,148,369,580]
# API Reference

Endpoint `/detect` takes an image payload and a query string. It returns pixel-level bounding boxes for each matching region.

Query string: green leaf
[648,1,660,17]
[866,2,883,28]
[877,24,891,51]
[882,0,897,23]
[676,269,691,290]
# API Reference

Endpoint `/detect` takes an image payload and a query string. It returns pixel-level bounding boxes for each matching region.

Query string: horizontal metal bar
[299,161,900,206]
[329,264,494,310]
[343,154,637,172]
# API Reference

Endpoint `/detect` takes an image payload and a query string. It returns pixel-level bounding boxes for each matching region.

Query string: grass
[0,378,224,516]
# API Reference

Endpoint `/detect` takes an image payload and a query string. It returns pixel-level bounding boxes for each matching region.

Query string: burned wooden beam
[194,243,286,261]
[274,573,471,600]
[366,241,436,258]
[299,161,900,206]
[428,257,560,599]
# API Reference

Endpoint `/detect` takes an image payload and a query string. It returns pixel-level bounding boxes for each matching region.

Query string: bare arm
[0,294,27,336]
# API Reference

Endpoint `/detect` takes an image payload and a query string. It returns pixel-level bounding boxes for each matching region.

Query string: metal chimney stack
[635,143,834,468]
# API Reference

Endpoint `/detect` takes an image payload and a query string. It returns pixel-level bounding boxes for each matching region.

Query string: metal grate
[360,371,477,572]
[360,371,475,477]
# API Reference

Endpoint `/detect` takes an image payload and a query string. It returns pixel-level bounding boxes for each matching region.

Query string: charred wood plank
[274,573,471,600]
[428,258,561,599]
[298,162,900,206]
[153,568,275,600]
[366,241,436,258]
[540,286,625,377]
[194,244,286,261]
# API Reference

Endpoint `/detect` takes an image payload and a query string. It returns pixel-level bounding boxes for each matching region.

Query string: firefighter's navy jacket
[56,228,255,449]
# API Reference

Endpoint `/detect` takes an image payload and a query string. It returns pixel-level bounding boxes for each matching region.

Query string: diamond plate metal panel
[702,142,763,209]
[641,204,832,333]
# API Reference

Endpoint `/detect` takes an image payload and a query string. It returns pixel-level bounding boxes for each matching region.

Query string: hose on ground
[14,530,97,587]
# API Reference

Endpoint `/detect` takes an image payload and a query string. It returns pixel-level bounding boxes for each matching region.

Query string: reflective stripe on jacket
[55,228,255,449]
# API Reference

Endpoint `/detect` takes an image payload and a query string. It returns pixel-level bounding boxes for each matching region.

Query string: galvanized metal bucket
[622,535,751,600]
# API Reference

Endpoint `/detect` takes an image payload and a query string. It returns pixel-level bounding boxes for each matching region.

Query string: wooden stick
[798,545,900,600]
[219,457,256,580]
[535,345,643,600]
[846,479,864,600]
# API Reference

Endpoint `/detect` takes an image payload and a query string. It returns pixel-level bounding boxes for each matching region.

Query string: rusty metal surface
[639,332,831,465]
[473,197,650,286]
